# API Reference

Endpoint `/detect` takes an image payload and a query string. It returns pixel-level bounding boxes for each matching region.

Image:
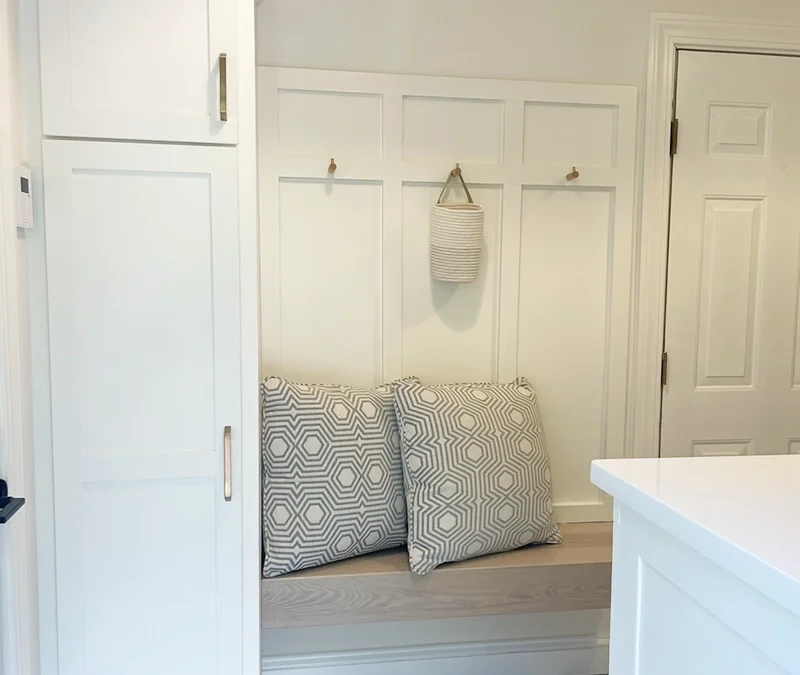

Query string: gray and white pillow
[262,376,411,577]
[393,378,561,575]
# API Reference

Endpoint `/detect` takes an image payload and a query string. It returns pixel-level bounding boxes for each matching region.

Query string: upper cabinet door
[39,0,238,144]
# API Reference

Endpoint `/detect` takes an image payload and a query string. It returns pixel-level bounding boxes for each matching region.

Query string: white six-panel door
[662,50,800,458]
[38,0,238,144]
[42,140,243,675]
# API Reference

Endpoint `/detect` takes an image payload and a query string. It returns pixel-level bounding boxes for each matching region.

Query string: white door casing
[634,16,800,460]
[38,0,238,144]
[42,140,243,675]
[662,50,800,458]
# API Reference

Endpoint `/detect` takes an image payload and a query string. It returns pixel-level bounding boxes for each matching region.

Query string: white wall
[256,0,800,85]
[255,0,800,669]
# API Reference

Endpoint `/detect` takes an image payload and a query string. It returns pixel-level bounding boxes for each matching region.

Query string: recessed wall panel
[278,90,383,160]
[402,96,504,162]
[278,179,383,387]
[517,187,612,507]
[523,103,617,167]
[401,184,501,383]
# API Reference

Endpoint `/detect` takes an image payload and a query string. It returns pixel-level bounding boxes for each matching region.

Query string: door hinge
[669,118,679,156]
[661,352,669,387]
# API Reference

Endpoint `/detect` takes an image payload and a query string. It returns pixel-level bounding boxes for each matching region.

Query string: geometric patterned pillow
[262,376,414,577]
[392,378,561,575]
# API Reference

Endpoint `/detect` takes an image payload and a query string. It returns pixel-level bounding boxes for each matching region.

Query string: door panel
[81,480,217,675]
[42,140,242,675]
[39,0,237,144]
[662,50,800,457]
[57,166,217,454]
[695,198,762,388]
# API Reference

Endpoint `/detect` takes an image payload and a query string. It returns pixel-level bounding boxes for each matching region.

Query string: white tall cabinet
[31,1,259,674]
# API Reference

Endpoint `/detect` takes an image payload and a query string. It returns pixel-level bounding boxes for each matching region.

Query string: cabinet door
[39,0,237,144]
[42,140,242,675]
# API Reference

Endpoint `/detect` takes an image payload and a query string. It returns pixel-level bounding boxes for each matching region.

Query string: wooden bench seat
[261,522,612,629]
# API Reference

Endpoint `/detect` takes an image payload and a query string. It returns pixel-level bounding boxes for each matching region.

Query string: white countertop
[591,455,800,617]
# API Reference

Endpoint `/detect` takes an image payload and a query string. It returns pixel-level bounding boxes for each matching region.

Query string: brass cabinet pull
[219,53,228,122]
[224,425,232,501]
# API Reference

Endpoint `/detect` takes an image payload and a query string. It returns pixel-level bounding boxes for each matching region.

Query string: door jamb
[632,14,800,458]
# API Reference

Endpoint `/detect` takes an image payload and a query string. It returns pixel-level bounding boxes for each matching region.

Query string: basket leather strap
[437,170,474,205]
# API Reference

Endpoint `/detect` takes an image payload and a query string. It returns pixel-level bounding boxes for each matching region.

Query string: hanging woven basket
[430,167,484,283]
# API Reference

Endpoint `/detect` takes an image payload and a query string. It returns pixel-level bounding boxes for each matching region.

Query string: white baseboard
[263,635,609,675]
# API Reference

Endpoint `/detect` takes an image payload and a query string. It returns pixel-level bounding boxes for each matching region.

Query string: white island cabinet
[591,455,800,675]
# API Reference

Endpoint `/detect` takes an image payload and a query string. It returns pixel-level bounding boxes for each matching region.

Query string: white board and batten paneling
[42,140,244,675]
[258,68,637,522]
[38,0,237,144]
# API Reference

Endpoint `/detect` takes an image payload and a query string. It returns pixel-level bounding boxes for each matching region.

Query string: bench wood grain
[261,522,612,628]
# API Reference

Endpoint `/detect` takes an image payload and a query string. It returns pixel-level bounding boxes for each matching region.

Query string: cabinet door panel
[42,140,242,675]
[39,0,237,144]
